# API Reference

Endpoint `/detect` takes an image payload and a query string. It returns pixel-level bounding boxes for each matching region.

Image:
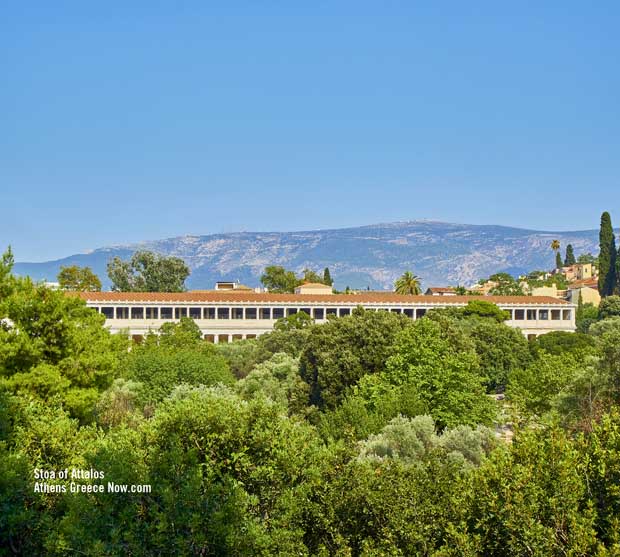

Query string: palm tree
[551,239,562,269]
[394,271,421,295]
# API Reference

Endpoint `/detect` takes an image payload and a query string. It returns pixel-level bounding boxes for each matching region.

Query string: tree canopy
[107,250,190,292]
[57,265,102,291]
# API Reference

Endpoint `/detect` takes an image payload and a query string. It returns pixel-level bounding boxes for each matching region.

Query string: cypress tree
[598,211,617,297]
[564,244,576,266]
[555,251,563,269]
[323,267,333,286]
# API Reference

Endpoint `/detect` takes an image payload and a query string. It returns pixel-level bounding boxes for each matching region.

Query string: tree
[533,331,596,357]
[598,212,617,297]
[466,319,532,391]
[274,310,313,331]
[551,239,562,269]
[507,352,581,419]
[461,299,510,322]
[0,246,15,298]
[577,253,597,265]
[123,319,233,406]
[564,244,576,266]
[301,268,324,284]
[236,353,310,416]
[576,290,599,333]
[488,273,525,296]
[323,267,333,286]
[299,309,412,408]
[383,319,496,428]
[0,278,128,422]
[599,295,620,320]
[467,427,601,555]
[57,265,102,291]
[107,250,190,292]
[357,415,496,469]
[394,271,421,295]
[260,265,299,293]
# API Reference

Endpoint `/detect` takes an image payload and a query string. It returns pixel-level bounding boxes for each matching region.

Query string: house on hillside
[424,287,457,296]
[294,282,333,295]
[558,263,596,283]
[566,278,601,306]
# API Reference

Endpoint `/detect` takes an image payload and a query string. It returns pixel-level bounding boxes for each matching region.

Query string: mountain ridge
[13,221,604,290]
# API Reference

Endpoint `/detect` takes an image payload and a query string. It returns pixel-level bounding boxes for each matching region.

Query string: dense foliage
[57,265,102,292]
[107,250,190,292]
[3,248,620,556]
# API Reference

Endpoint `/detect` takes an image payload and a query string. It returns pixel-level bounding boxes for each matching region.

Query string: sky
[2,1,619,261]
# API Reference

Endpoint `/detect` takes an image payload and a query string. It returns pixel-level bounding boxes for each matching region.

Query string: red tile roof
[569,278,599,290]
[66,291,571,305]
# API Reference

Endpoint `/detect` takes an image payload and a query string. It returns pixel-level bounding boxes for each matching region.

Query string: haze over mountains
[13,221,603,291]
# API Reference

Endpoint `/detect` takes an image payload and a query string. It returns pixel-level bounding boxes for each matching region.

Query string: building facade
[70,291,576,342]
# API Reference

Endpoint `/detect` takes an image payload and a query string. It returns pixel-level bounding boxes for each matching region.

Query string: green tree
[0,279,128,421]
[507,352,581,419]
[300,268,323,284]
[322,267,333,286]
[236,353,310,416]
[383,319,496,428]
[598,212,617,297]
[0,246,15,296]
[599,295,620,319]
[107,250,190,292]
[598,328,620,404]
[274,310,313,331]
[564,243,576,266]
[578,411,620,544]
[57,265,102,291]
[299,308,412,408]
[577,252,597,265]
[357,414,496,469]
[532,331,596,357]
[488,272,525,296]
[260,265,299,293]
[576,292,599,333]
[461,299,510,322]
[467,427,601,555]
[467,319,532,391]
[394,271,421,295]
[123,319,233,406]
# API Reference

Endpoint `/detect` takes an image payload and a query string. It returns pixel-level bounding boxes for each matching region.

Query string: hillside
[13,221,602,290]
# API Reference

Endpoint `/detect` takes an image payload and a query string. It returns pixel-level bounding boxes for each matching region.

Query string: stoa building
[70,282,576,343]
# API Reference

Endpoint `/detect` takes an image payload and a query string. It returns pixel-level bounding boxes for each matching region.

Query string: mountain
[13,221,603,290]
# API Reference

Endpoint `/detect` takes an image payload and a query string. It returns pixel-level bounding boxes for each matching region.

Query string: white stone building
[70,290,576,343]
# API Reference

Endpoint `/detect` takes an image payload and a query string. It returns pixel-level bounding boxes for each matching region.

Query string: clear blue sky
[2,1,619,261]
